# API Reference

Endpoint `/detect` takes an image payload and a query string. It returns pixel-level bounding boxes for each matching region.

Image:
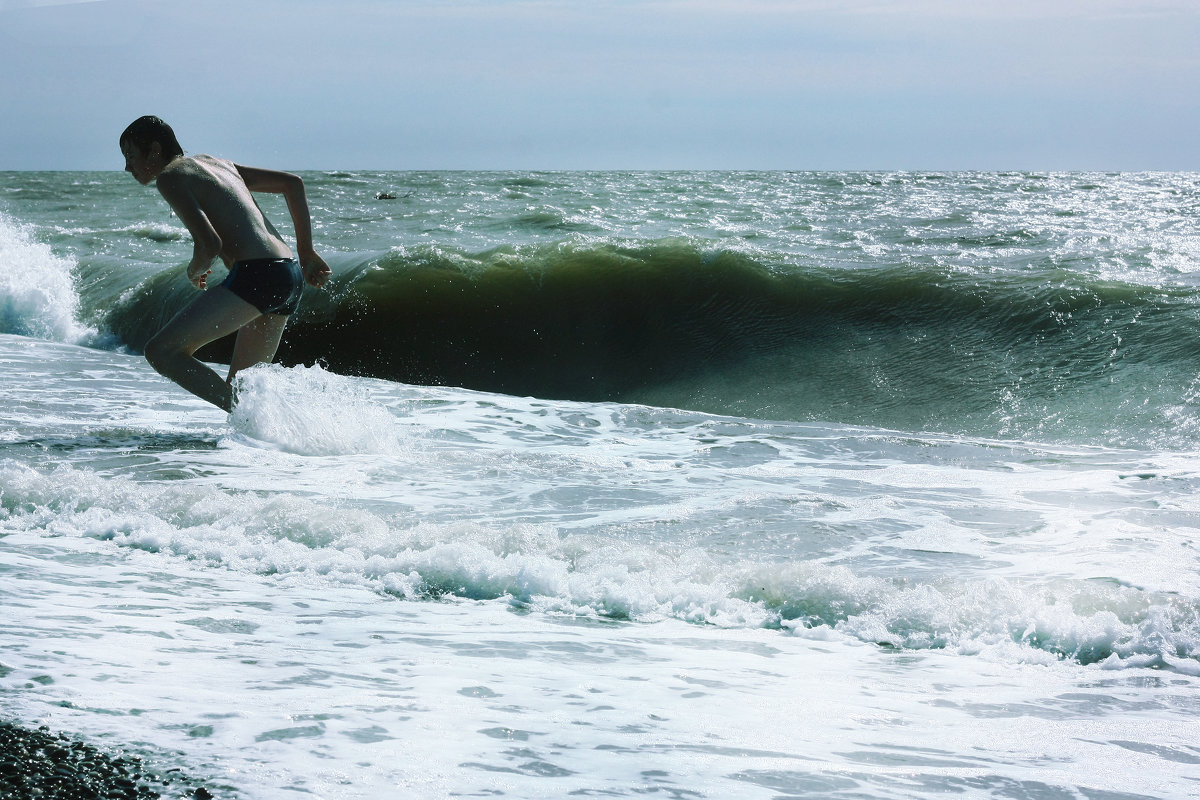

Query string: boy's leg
[145,286,263,411]
[227,312,289,382]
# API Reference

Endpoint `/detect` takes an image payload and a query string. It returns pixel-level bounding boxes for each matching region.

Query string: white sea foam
[0,213,94,344]
[229,363,409,456]
[3,456,1195,673]
[23,536,1167,800]
[769,565,1200,672]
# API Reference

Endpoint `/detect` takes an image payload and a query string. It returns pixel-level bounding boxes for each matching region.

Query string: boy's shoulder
[157,155,237,189]
[157,155,201,182]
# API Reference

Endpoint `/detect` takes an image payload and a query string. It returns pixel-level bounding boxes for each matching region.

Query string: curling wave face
[103,238,1200,449]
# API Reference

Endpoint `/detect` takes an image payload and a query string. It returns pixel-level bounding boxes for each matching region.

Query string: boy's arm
[157,170,222,290]
[235,164,332,288]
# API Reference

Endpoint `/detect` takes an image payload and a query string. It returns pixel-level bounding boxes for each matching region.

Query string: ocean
[1,169,1198,799]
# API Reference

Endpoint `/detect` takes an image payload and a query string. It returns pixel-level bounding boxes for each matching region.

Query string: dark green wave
[99,239,1200,446]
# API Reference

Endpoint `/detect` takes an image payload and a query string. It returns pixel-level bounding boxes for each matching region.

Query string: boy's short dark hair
[119,115,184,159]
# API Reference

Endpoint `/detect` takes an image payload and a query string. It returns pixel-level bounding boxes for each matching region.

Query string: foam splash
[229,363,406,456]
[0,213,94,344]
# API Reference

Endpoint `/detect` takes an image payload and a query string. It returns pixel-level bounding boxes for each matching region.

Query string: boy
[119,115,331,411]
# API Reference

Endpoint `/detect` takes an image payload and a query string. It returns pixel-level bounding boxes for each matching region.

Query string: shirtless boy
[119,115,331,412]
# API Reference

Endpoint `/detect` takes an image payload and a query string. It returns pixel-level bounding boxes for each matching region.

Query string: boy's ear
[149,140,162,159]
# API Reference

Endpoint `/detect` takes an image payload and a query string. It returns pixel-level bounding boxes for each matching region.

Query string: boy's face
[121,140,159,185]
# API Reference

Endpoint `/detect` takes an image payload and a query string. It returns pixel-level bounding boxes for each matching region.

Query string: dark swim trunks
[221,257,304,316]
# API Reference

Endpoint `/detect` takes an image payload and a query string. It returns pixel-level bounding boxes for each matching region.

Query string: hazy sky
[1,0,1197,170]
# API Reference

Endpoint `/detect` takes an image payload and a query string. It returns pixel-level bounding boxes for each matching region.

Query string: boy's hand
[300,251,332,288]
[187,261,212,290]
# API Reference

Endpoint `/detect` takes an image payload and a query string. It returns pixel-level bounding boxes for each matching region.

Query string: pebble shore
[0,722,215,800]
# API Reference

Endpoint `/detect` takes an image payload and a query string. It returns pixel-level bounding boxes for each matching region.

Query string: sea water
[1,170,1198,798]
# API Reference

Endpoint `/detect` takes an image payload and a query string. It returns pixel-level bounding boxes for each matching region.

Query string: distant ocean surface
[1,170,1198,799]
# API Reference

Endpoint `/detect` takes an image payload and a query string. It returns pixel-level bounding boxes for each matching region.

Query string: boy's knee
[144,335,181,372]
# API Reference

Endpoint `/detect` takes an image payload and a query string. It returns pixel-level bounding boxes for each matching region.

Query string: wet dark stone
[0,720,219,800]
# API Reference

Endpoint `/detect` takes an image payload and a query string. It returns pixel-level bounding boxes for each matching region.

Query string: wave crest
[0,213,96,344]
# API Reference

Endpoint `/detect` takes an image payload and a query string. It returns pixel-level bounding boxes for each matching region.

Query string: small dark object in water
[375,192,397,200]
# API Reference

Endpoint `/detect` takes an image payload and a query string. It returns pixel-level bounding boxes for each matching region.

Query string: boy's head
[119,116,184,161]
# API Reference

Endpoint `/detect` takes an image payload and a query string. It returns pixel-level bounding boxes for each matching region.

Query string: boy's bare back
[156,155,292,269]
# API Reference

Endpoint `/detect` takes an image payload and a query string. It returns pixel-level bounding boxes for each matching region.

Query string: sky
[0,0,1197,171]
